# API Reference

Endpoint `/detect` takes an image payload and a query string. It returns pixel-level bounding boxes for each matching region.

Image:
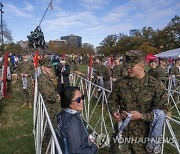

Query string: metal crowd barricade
[161,78,180,154]
[33,76,62,154]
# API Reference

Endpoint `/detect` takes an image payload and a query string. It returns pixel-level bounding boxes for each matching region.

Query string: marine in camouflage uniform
[93,57,101,84]
[169,59,180,103]
[169,59,180,81]
[111,56,126,89]
[16,57,34,108]
[38,57,59,122]
[156,58,168,87]
[148,60,159,79]
[108,50,168,154]
[97,58,111,90]
[38,57,60,153]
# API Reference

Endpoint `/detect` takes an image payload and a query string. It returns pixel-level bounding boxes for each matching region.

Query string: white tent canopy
[155,48,180,58]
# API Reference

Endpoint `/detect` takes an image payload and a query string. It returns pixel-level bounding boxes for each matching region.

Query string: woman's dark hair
[61,86,80,108]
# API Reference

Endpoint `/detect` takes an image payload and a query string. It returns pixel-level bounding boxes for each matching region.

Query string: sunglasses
[72,95,85,103]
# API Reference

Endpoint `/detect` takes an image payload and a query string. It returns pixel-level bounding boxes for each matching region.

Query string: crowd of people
[0,50,179,154]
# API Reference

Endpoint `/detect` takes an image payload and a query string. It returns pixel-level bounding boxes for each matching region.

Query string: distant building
[17,40,28,49]
[129,29,139,37]
[49,39,67,48]
[61,34,82,48]
[82,43,94,52]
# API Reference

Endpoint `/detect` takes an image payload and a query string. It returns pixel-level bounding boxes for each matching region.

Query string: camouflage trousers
[110,142,148,154]
[110,124,149,154]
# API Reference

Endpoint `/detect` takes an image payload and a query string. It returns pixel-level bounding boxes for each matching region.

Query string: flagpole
[38,0,52,27]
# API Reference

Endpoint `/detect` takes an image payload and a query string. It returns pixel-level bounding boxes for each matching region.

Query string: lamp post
[0,2,4,51]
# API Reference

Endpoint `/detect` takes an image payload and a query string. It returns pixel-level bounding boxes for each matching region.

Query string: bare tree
[0,20,13,43]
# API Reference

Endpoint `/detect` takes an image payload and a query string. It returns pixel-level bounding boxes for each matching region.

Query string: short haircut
[61,86,80,108]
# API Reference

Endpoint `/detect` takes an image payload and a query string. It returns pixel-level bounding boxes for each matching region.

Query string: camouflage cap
[40,57,52,68]
[124,50,145,68]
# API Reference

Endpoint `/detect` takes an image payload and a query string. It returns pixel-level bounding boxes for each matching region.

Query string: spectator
[56,60,70,96]
[56,86,98,154]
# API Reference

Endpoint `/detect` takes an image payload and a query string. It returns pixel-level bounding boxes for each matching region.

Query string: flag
[49,0,53,10]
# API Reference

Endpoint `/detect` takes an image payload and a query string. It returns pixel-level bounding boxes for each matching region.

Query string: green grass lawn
[0,83,35,154]
[77,63,88,74]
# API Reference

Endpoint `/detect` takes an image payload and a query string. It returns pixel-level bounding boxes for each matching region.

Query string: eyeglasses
[72,95,85,103]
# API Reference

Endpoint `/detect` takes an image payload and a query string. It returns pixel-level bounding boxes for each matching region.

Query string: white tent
[155,48,180,58]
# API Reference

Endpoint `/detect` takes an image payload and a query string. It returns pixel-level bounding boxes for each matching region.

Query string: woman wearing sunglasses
[56,86,98,154]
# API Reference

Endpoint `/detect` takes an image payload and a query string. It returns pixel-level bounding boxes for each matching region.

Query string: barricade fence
[33,72,180,153]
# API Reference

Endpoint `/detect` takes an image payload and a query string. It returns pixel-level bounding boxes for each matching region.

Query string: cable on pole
[38,0,53,27]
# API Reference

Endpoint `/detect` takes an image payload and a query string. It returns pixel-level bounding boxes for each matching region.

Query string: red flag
[88,54,93,81]
[49,0,53,10]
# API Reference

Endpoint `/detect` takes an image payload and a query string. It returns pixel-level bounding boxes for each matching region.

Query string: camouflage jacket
[38,72,58,103]
[97,64,111,81]
[112,64,126,80]
[108,74,168,137]
[156,66,167,82]
[148,68,162,81]
[16,60,34,77]
[169,66,180,79]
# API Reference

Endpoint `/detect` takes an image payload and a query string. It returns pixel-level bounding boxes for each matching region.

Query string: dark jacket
[57,64,70,95]
[56,109,98,154]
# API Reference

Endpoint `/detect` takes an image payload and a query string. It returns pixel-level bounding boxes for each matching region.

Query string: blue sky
[2,0,180,47]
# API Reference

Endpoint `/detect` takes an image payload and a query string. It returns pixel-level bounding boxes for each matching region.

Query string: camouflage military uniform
[112,64,125,79]
[16,60,34,107]
[147,67,161,80]
[108,50,168,154]
[169,65,180,102]
[38,57,59,122]
[169,65,180,80]
[38,72,58,122]
[38,57,59,153]
[112,64,127,88]
[93,60,101,83]
[156,66,167,80]
[109,75,168,153]
[97,63,111,90]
